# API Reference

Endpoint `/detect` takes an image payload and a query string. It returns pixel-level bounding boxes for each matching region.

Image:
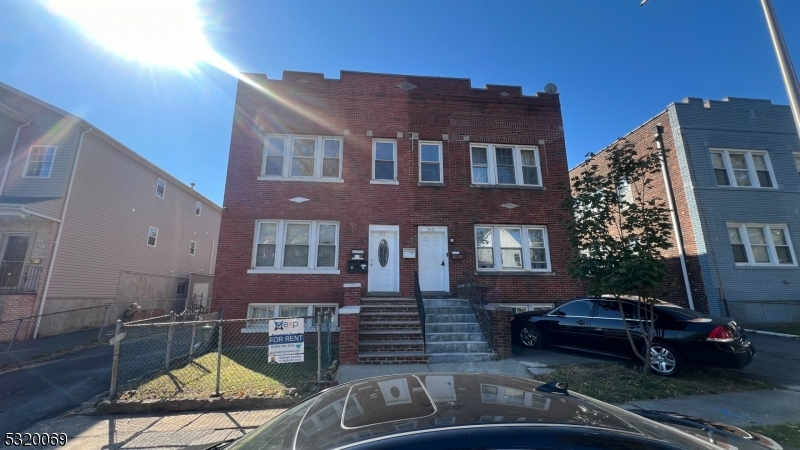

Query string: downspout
[0,121,31,195]
[33,127,93,338]
[653,125,695,310]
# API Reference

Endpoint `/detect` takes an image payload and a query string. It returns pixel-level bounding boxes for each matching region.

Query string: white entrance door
[418,227,448,292]
[368,226,400,293]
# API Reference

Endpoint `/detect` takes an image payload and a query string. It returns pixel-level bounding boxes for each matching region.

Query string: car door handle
[577,320,587,325]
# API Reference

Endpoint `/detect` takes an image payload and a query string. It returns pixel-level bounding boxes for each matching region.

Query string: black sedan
[512,297,755,377]
[209,373,780,450]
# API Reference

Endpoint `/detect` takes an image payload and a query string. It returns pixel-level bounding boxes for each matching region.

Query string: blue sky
[2,0,799,206]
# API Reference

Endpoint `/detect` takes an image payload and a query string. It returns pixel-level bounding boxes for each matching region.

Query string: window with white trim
[372,140,397,182]
[23,146,57,178]
[189,240,196,255]
[156,179,166,198]
[252,220,339,273]
[710,149,775,188]
[147,227,158,247]
[727,224,796,266]
[419,141,443,183]
[261,134,342,180]
[245,303,339,331]
[470,144,541,187]
[794,153,800,178]
[195,201,202,216]
[617,179,633,205]
[474,225,551,272]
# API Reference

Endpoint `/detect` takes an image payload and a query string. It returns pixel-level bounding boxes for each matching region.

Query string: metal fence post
[317,312,322,383]
[189,323,197,357]
[5,319,23,353]
[97,303,110,342]
[109,320,122,399]
[165,311,175,370]
[214,321,223,396]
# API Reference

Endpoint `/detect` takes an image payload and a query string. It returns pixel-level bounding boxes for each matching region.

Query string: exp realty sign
[268,318,305,363]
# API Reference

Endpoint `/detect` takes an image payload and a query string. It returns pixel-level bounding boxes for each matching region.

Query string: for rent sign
[268,318,305,363]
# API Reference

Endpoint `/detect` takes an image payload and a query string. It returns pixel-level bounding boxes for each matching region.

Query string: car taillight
[707,325,735,342]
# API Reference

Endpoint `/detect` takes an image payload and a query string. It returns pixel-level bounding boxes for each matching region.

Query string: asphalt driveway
[734,333,800,388]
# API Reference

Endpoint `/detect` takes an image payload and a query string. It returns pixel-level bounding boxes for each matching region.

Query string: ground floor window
[244,303,338,332]
[474,225,551,272]
[727,223,796,267]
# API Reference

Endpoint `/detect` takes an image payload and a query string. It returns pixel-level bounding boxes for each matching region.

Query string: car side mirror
[555,310,566,317]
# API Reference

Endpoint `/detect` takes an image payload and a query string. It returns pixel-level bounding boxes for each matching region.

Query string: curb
[93,396,303,415]
[744,329,799,339]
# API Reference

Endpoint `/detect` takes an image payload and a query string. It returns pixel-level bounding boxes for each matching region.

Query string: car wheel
[646,343,683,377]
[520,325,545,349]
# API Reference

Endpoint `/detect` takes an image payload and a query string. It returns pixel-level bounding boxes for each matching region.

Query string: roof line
[0,102,30,123]
[0,81,221,211]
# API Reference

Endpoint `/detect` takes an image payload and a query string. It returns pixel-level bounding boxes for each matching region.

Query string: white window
[372,139,397,183]
[419,141,443,183]
[250,220,339,274]
[727,224,796,266]
[710,149,776,188]
[156,179,166,198]
[794,153,800,178]
[176,283,187,295]
[195,201,202,216]
[244,303,339,332]
[260,134,343,181]
[189,240,196,255]
[147,226,158,247]
[23,146,57,178]
[474,225,551,272]
[469,144,542,187]
[617,179,633,205]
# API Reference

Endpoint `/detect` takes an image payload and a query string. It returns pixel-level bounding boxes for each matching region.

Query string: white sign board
[268,318,305,363]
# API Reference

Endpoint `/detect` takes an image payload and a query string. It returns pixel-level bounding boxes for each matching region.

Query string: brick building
[570,97,800,324]
[213,70,583,363]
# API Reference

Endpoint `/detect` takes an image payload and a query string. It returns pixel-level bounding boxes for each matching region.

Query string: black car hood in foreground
[224,373,779,450]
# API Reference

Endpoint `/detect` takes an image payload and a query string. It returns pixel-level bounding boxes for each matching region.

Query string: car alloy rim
[521,327,538,347]
[649,346,676,374]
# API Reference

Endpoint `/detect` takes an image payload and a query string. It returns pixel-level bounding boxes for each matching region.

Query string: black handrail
[458,272,494,350]
[412,271,426,353]
[0,265,41,294]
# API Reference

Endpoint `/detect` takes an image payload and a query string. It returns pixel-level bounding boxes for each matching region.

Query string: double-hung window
[195,201,202,216]
[156,179,166,198]
[147,227,158,247]
[470,144,542,187]
[710,149,776,188]
[372,140,397,183]
[474,225,551,272]
[727,223,796,266]
[23,146,57,178]
[261,134,343,181]
[251,220,339,274]
[419,141,443,183]
[245,303,339,332]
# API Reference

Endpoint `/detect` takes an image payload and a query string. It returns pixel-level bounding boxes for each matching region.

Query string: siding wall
[23,197,65,221]
[46,132,222,300]
[0,114,22,180]
[0,87,78,199]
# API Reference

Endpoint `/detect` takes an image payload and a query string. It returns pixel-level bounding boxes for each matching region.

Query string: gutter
[0,120,32,195]
[33,127,93,338]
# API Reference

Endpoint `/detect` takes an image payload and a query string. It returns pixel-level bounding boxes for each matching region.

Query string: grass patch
[118,347,329,401]
[530,363,775,404]
[747,423,800,450]
[751,324,800,336]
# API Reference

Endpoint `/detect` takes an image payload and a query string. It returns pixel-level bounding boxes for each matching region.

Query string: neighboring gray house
[0,82,222,327]
[573,96,800,325]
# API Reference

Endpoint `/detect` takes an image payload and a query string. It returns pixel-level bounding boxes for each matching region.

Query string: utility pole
[761,0,800,138]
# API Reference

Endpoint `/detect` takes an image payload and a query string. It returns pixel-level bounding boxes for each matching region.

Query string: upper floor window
[474,225,550,272]
[261,134,342,181]
[251,220,339,274]
[372,140,397,183]
[617,179,633,205]
[147,226,158,247]
[794,153,800,178]
[195,201,202,216]
[710,149,775,188]
[470,145,542,187]
[23,146,57,178]
[156,179,166,198]
[419,141,443,183]
[189,240,196,255]
[727,223,796,266]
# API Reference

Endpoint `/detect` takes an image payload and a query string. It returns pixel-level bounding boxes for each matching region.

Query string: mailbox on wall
[357,261,368,273]
[347,260,369,274]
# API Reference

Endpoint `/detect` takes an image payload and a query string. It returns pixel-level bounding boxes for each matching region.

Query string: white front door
[418,227,448,292]
[368,226,399,293]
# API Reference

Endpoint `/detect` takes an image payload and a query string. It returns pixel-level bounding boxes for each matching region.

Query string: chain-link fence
[724,299,800,326]
[111,312,335,402]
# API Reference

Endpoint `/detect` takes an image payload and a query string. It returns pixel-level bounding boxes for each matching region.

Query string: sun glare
[48,0,210,68]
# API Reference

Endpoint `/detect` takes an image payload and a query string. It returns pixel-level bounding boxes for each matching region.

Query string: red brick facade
[568,112,708,312]
[213,71,584,319]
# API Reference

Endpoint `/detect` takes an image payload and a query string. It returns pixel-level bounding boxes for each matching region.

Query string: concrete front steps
[424,298,495,363]
[358,297,429,364]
